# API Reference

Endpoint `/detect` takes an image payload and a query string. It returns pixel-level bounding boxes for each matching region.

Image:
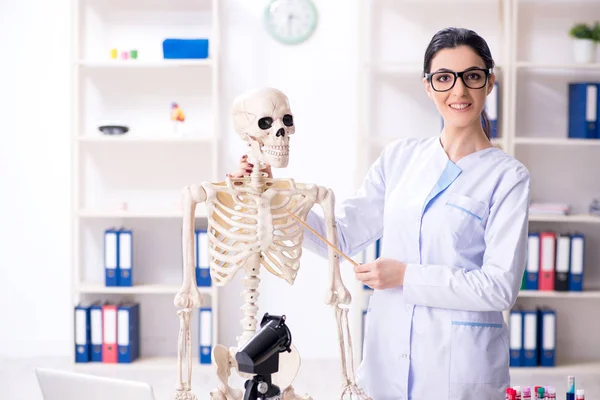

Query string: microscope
[235,313,293,400]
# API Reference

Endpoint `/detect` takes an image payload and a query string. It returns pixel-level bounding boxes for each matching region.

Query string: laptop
[36,368,156,400]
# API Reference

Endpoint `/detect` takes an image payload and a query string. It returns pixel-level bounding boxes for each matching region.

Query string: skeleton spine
[237,254,261,347]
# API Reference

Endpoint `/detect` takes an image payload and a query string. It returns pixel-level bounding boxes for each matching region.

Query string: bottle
[522,386,531,400]
[506,388,516,400]
[546,386,555,399]
[537,387,545,400]
[568,376,576,393]
[576,389,585,400]
[513,386,522,400]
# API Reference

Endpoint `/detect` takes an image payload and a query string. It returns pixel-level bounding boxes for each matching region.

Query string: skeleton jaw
[249,139,290,168]
[262,144,289,167]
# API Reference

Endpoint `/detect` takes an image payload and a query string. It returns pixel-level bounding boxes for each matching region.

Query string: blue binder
[509,309,524,367]
[90,302,103,362]
[538,308,556,367]
[486,82,499,138]
[74,303,92,363]
[522,310,538,367]
[196,230,211,287]
[104,228,119,287]
[569,234,585,291]
[199,307,212,364]
[118,228,133,287]
[117,302,140,363]
[568,83,599,139]
[362,238,381,290]
[525,233,540,290]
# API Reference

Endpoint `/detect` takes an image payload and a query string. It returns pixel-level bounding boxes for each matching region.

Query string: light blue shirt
[303,135,530,400]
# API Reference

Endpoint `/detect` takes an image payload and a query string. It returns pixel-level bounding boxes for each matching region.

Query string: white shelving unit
[354,0,600,379]
[71,0,221,370]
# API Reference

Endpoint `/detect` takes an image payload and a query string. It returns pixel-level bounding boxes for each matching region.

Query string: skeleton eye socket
[283,114,293,127]
[258,117,273,130]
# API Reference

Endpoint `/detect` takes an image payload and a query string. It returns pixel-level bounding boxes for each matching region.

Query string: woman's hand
[354,258,407,290]
[226,154,273,179]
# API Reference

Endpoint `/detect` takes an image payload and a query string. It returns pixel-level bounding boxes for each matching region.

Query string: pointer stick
[285,209,359,267]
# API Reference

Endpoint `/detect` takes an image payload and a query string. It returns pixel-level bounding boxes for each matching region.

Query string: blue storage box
[162,39,209,59]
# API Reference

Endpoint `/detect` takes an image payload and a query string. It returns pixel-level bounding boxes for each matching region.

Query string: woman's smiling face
[424,45,495,131]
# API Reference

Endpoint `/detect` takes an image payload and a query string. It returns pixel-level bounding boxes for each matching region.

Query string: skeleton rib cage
[204,179,317,286]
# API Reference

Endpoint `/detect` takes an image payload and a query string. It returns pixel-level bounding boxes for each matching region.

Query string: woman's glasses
[424,68,493,92]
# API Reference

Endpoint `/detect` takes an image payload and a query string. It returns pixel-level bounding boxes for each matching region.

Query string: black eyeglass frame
[424,67,494,92]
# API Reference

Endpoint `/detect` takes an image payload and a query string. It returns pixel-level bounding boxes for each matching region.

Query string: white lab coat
[303,135,530,400]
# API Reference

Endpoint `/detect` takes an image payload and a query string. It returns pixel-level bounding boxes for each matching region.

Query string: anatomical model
[173,87,371,400]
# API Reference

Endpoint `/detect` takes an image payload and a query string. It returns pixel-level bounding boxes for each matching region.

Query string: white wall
[0,0,360,359]
[0,0,72,357]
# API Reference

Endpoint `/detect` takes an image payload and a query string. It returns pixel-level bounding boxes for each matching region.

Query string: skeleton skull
[232,87,295,168]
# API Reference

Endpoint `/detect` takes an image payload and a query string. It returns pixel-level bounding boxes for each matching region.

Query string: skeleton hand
[227,154,273,178]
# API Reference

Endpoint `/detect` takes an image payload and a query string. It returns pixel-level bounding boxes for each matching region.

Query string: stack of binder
[568,82,599,139]
[104,227,133,287]
[522,232,585,292]
[74,301,140,363]
[195,229,211,287]
[509,307,556,367]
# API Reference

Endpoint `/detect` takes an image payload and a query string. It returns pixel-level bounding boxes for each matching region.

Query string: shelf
[516,62,600,71]
[366,62,504,75]
[78,136,216,144]
[72,356,213,371]
[76,59,214,69]
[77,283,213,295]
[77,209,208,219]
[364,135,504,147]
[529,214,600,223]
[519,290,600,299]
[515,137,600,146]
[510,362,600,376]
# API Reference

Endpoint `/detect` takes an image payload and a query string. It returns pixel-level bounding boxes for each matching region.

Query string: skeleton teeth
[263,145,289,156]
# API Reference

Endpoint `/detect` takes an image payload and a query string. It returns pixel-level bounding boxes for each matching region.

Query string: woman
[231,27,530,400]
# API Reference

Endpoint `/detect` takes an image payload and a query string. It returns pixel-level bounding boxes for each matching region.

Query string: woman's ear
[423,77,432,99]
[487,73,496,95]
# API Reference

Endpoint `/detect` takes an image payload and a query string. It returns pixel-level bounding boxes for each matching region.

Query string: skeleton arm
[175,184,207,309]
[315,186,351,306]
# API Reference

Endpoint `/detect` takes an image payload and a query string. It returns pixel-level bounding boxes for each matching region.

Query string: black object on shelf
[99,125,129,135]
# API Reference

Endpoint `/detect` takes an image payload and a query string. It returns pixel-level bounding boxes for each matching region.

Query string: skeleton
[173,87,371,400]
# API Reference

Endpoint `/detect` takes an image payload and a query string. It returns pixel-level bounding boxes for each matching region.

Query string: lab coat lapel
[418,137,461,214]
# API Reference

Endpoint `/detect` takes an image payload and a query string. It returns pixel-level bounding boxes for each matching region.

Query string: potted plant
[569,22,595,63]
[593,22,600,62]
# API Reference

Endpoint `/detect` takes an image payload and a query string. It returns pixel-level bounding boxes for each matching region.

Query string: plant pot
[572,38,596,63]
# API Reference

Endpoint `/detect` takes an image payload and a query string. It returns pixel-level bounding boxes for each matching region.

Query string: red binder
[538,232,556,291]
[102,304,118,363]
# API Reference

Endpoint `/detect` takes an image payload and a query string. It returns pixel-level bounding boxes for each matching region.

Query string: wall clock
[264,0,318,45]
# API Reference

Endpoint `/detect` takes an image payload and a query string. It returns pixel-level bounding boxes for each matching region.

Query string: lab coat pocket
[449,321,509,386]
[444,193,489,249]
